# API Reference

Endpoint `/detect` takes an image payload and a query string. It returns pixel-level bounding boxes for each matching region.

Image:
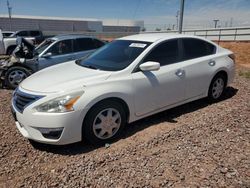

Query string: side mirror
[139,61,160,71]
[42,52,52,58]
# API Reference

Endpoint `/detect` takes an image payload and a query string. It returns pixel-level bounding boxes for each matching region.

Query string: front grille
[13,89,44,113]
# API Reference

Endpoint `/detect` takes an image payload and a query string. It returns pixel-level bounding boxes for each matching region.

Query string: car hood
[13,37,35,59]
[20,61,112,93]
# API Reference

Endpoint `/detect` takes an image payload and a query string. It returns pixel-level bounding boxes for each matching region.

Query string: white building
[0,15,144,34]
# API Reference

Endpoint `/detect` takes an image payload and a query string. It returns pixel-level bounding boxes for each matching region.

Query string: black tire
[208,73,227,102]
[6,46,16,55]
[82,100,126,145]
[5,66,32,89]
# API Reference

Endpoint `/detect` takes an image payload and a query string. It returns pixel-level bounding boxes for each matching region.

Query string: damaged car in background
[0,35,105,89]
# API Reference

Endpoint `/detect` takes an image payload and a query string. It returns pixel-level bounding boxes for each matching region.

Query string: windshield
[2,32,14,38]
[78,40,151,71]
[35,39,55,55]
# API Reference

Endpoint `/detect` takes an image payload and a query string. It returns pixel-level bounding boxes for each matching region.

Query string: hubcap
[93,108,121,140]
[8,70,27,87]
[212,78,224,99]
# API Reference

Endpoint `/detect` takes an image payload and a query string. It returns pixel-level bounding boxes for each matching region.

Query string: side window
[93,39,105,48]
[46,40,73,56]
[182,38,216,60]
[143,39,179,66]
[30,31,40,37]
[74,38,96,52]
[16,31,29,37]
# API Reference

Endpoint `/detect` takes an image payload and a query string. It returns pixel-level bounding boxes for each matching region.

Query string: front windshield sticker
[129,43,147,48]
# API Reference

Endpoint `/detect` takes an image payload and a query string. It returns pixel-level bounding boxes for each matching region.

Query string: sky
[0,0,250,29]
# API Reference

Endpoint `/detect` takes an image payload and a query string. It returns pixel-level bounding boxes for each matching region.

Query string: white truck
[0,33,18,55]
[0,30,43,55]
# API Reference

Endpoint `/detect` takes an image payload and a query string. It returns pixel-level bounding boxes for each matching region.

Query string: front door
[132,39,186,116]
[38,39,74,70]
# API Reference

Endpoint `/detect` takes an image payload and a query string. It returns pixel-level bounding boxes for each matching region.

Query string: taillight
[229,54,235,63]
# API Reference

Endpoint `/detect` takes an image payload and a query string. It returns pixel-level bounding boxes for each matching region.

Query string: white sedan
[11,33,235,145]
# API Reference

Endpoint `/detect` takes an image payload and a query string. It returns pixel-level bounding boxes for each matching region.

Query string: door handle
[175,69,185,77]
[208,60,216,66]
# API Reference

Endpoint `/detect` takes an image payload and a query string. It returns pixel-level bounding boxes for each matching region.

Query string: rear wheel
[83,100,126,145]
[5,66,32,89]
[208,73,226,102]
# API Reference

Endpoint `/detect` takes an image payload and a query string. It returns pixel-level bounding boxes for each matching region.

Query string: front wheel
[5,66,32,89]
[83,100,126,145]
[208,73,226,102]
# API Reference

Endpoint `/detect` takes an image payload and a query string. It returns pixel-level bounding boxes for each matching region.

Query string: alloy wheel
[212,78,224,99]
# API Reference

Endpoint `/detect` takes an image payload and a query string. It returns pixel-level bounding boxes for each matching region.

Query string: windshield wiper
[81,64,98,70]
[75,59,98,70]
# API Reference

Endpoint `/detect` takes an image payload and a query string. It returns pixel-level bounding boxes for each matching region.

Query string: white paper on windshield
[129,43,147,48]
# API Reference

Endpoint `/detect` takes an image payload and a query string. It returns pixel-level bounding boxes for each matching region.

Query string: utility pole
[178,0,185,34]
[7,0,12,30]
[230,17,233,27]
[213,19,219,28]
[176,10,179,31]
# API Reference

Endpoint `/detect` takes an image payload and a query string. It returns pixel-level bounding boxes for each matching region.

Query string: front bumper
[11,100,87,145]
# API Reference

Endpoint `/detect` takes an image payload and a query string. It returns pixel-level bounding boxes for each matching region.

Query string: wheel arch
[206,69,228,97]
[212,69,228,86]
[81,97,130,134]
[5,64,34,75]
[85,97,130,122]
[6,45,17,54]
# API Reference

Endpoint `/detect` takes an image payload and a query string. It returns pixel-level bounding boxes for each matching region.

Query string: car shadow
[31,86,238,155]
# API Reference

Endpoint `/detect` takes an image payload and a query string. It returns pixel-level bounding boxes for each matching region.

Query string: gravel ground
[0,56,250,186]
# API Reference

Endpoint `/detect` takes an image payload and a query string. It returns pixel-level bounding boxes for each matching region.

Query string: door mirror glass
[42,52,52,58]
[139,61,160,71]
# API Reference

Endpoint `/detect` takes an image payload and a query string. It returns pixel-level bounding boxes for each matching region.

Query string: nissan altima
[11,33,235,145]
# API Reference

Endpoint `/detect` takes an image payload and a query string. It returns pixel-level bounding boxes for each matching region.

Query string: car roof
[51,34,95,41]
[2,31,14,33]
[119,33,207,43]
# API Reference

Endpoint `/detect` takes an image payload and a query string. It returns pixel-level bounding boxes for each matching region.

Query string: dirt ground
[0,42,249,187]
[220,42,250,67]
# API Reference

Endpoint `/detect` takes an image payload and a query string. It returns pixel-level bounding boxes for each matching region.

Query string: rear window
[30,31,41,37]
[16,31,29,37]
[93,39,105,48]
[74,38,96,52]
[182,38,216,60]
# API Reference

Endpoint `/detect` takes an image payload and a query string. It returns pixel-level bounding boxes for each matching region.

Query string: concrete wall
[0,16,143,34]
[0,17,103,32]
[103,26,141,32]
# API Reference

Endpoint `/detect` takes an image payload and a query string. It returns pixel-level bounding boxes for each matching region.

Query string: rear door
[38,39,74,70]
[180,38,216,99]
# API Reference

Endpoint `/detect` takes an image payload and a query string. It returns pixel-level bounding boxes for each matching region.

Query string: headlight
[35,91,84,113]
